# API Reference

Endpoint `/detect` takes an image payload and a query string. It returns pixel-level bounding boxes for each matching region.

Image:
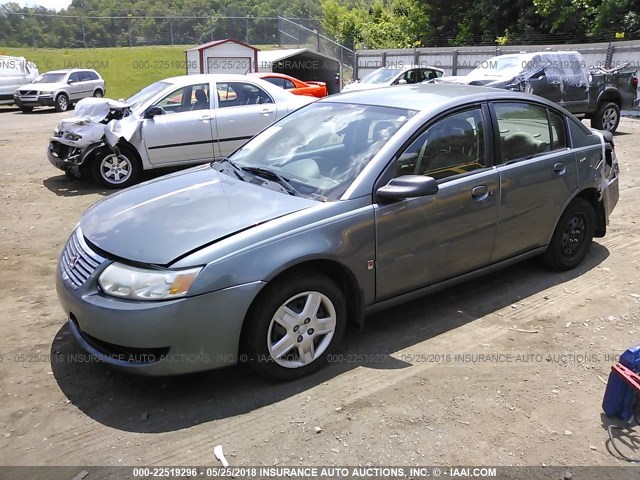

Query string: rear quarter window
[568,118,601,148]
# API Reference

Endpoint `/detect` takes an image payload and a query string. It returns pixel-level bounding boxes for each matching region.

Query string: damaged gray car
[433,51,638,133]
[47,74,314,188]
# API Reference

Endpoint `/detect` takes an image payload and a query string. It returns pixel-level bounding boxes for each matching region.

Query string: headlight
[39,90,52,95]
[98,262,202,301]
[64,133,82,141]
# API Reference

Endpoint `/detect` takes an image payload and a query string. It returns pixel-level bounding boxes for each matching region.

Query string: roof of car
[43,68,97,74]
[326,83,562,113]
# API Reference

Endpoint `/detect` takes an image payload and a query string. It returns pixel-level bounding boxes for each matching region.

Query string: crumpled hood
[80,166,318,265]
[74,97,129,123]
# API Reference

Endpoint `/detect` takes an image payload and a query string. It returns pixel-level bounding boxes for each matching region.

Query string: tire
[91,146,141,189]
[93,90,103,98]
[541,198,595,271]
[243,270,346,380]
[591,102,620,133]
[19,105,33,113]
[54,93,70,112]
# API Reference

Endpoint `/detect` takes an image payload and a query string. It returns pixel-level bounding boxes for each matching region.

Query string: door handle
[553,162,566,174]
[471,185,488,197]
[260,108,274,115]
[200,115,212,122]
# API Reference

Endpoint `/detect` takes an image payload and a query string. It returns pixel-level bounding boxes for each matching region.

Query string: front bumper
[56,257,265,375]
[47,141,83,176]
[14,94,55,107]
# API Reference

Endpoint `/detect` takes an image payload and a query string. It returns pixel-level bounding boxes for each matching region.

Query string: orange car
[251,73,328,98]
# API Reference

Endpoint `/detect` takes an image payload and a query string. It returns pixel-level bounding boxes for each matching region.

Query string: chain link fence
[1,13,323,49]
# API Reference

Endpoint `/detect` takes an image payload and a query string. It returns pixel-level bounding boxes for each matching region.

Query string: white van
[0,56,39,105]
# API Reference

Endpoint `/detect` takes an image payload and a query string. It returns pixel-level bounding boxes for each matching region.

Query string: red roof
[185,38,260,52]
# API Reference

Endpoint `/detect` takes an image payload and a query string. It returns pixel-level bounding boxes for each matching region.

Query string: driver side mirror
[67,79,74,84]
[396,79,408,85]
[376,175,439,202]
[144,106,164,119]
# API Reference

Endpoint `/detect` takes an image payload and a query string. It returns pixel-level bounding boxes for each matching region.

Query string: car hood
[21,82,65,90]
[80,166,318,265]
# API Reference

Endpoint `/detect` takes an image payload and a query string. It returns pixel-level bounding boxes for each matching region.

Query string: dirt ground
[0,105,639,472]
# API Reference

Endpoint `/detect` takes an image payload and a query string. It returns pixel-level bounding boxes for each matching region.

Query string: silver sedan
[56,84,619,380]
[47,74,314,188]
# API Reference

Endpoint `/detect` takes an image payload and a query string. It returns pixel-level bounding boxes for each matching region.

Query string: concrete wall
[355,40,640,79]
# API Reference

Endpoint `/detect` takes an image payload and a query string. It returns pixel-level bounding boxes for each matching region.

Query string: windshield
[126,81,170,110]
[468,55,530,78]
[34,73,66,83]
[358,68,402,85]
[227,102,416,201]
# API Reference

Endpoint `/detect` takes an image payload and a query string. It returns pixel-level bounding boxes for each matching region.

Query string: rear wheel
[591,102,620,133]
[93,90,103,98]
[91,146,140,189]
[542,198,595,271]
[243,271,346,380]
[54,93,70,112]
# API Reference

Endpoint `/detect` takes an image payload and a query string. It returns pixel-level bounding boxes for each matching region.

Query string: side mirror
[376,175,439,202]
[144,106,164,119]
[397,79,408,85]
[67,79,74,84]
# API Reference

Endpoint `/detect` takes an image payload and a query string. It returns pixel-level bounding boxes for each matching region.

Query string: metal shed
[185,39,259,75]
[257,48,342,94]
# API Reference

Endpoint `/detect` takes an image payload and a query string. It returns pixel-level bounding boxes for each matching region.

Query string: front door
[143,82,218,165]
[375,106,500,300]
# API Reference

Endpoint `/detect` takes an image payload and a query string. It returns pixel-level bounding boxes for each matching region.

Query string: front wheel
[591,102,620,133]
[243,271,346,380]
[91,146,141,189]
[19,105,33,113]
[541,198,595,271]
[54,93,70,112]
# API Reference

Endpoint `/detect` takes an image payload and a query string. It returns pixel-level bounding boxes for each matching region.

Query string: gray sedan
[56,84,619,380]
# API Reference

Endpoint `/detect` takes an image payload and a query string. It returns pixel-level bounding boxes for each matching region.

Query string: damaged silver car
[47,74,315,188]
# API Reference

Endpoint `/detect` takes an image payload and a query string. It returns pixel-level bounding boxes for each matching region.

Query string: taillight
[632,75,639,89]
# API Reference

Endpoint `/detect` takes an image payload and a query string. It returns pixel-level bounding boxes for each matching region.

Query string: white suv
[0,56,39,106]
[14,68,105,113]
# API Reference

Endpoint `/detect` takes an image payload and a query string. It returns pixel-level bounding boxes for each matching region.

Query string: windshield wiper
[211,158,245,181]
[240,166,301,196]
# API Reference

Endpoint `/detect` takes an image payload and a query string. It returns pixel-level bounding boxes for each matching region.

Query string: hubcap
[603,108,617,131]
[58,96,68,110]
[561,215,586,258]
[100,153,132,184]
[267,291,337,368]
[94,91,102,98]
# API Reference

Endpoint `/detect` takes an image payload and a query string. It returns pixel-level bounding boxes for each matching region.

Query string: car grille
[19,90,37,96]
[60,229,105,290]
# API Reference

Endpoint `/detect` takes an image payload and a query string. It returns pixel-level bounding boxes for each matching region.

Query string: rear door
[490,101,578,261]
[375,105,500,300]
[213,81,277,157]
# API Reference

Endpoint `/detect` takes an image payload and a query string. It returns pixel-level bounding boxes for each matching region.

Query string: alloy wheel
[266,291,337,368]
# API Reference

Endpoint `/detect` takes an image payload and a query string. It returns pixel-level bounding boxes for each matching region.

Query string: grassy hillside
[1,45,274,99]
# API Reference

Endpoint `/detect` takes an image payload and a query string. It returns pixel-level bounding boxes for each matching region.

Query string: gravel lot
[0,106,639,470]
